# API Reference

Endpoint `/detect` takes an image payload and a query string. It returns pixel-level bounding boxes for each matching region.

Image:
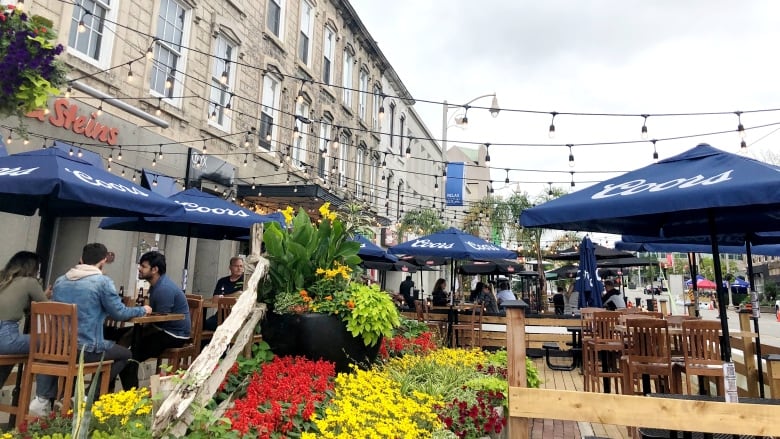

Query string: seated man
[495,279,516,307]
[119,251,191,390]
[204,256,244,331]
[602,280,626,311]
[29,243,150,417]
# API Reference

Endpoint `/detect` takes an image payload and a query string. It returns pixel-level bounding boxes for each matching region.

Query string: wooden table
[128,313,185,352]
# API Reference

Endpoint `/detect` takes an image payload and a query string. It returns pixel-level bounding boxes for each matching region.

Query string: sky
[350,0,780,246]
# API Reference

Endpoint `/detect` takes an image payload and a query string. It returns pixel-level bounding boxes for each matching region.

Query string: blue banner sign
[445,162,465,206]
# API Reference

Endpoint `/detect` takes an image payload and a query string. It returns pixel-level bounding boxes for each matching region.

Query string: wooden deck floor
[531,357,630,439]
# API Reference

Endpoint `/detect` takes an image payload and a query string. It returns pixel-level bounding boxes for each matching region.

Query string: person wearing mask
[0,251,50,387]
[119,251,191,390]
[399,275,415,309]
[431,278,448,306]
[30,243,150,417]
[602,280,626,311]
[495,279,516,307]
[204,256,244,331]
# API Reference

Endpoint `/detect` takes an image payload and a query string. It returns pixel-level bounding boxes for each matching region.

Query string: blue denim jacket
[52,266,146,353]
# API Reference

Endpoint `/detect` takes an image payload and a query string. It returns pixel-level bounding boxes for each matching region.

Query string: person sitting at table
[602,280,626,311]
[477,283,499,314]
[399,275,415,309]
[0,251,50,388]
[431,278,448,306]
[469,281,485,303]
[495,279,516,307]
[119,251,191,390]
[552,287,566,315]
[30,243,150,417]
[203,256,244,331]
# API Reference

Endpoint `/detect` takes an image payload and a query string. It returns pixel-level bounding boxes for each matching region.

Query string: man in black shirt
[399,275,415,309]
[204,256,244,330]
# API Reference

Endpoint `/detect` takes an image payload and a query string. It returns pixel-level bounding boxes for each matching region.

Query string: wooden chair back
[591,311,621,342]
[216,296,237,326]
[680,319,724,395]
[640,311,664,319]
[451,303,484,348]
[580,307,601,340]
[156,297,203,373]
[622,318,676,395]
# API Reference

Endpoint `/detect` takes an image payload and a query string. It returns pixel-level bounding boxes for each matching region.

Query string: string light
[547,182,553,196]
[131,171,137,182]
[146,41,155,59]
[460,105,470,127]
[108,151,113,162]
[152,175,158,186]
[164,70,175,89]
[484,143,491,164]
[641,114,649,140]
[64,85,72,99]
[296,79,306,104]
[96,102,103,116]
[158,144,164,161]
[127,62,134,82]
[202,139,207,153]
[652,139,659,160]
[220,61,229,84]
[505,169,510,184]
[567,144,574,168]
[381,152,387,168]
[377,93,385,118]
[107,161,112,172]
[251,177,256,190]
[77,148,83,158]
[117,146,122,160]
[548,112,557,138]
[121,168,125,177]
[434,176,439,189]
[570,171,575,187]
[736,111,745,139]
[405,137,413,158]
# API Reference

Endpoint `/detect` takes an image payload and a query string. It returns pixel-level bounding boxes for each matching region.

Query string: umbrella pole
[35,211,57,286]
[181,225,193,291]
[709,214,731,362]
[745,241,765,398]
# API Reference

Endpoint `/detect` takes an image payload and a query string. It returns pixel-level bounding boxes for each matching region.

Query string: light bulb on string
[484,143,491,164]
[146,43,154,59]
[548,112,557,138]
[736,111,745,139]
[107,162,112,172]
[652,140,659,161]
[567,144,575,168]
[126,63,134,82]
[77,149,83,158]
[741,140,747,149]
[442,167,447,181]
[570,171,575,188]
[243,154,248,167]
[641,115,649,140]
[158,144,163,161]
[65,86,72,99]
[6,131,13,145]
[117,146,122,160]
[121,168,125,177]
[405,137,413,159]
[155,98,162,116]
[131,171,137,182]
[152,176,158,187]
[505,169,510,184]
[381,152,387,168]
[434,176,439,189]
[96,102,103,116]
[251,178,256,190]
[23,138,29,145]
[108,152,113,163]
[202,139,207,154]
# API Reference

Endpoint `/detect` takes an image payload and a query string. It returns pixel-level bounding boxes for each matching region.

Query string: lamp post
[441,93,500,153]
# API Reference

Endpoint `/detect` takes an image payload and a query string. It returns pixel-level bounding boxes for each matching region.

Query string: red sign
[26,98,120,145]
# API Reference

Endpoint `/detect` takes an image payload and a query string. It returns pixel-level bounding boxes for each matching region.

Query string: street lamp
[441,93,500,153]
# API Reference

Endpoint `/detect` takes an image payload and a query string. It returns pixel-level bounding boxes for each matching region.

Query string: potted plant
[260,202,400,371]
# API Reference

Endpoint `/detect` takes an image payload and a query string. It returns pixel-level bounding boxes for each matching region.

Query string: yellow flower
[281,206,295,225]
[319,202,332,218]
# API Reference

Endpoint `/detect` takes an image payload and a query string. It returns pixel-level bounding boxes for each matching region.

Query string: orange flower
[325,295,332,301]
[299,289,309,297]
[346,300,355,309]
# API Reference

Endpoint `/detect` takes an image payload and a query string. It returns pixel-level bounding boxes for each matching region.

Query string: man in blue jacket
[29,243,151,417]
[119,251,191,390]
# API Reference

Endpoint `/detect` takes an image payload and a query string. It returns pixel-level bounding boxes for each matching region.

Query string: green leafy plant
[344,283,400,346]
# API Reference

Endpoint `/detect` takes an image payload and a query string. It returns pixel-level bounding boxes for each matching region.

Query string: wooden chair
[155,297,203,373]
[584,311,624,393]
[451,303,483,349]
[18,302,113,427]
[621,318,677,396]
[414,300,447,342]
[676,319,724,396]
[666,315,699,357]
[0,354,28,427]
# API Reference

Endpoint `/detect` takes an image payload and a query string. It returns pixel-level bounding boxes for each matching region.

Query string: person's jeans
[0,321,30,386]
[119,325,186,390]
[35,344,132,399]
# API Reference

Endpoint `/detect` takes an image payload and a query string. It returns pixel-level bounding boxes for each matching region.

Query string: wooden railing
[501,301,780,438]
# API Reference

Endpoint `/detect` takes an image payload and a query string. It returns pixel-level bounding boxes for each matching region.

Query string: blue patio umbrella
[615,240,780,256]
[574,237,603,308]
[0,147,183,218]
[99,188,283,240]
[388,227,516,260]
[351,234,398,262]
[520,143,780,362]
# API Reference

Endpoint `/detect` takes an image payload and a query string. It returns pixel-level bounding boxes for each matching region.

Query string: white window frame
[293,100,310,167]
[322,26,335,85]
[208,35,236,131]
[298,0,314,65]
[67,0,118,69]
[149,0,191,107]
[317,119,331,181]
[358,68,369,122]
[339,133,349,187]
[355,147,365,199]
[372,85,382,131]
[259,75,281,151]
[267,0,285,40]
[342,49,353,107]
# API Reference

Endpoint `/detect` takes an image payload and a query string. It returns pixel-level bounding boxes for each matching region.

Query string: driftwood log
[151,223,268,436]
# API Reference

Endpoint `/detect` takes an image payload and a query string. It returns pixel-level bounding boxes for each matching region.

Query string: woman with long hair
[0,251,48,386]
[431,278,448,306]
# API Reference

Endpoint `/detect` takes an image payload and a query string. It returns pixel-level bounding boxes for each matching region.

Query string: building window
[339,133,348,187]
[358,68,369,122]
[372,85,382,131]
[208,35,236,131]
[369,154,378,204]
[342,49,353,107]
[398,115,406,156]
[355,147,365,199]
[298,0,314,65]
[318,117,332,180]
[388,102,396,149]
[267,0,285,39]
[67,0,117,68]
[150,0,190,104]
[293,100,310,167]
[322,26,335,85]
[259,75,280,151]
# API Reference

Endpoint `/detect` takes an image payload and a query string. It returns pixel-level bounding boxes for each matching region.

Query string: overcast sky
[350,1,780,246]
[351,1,779,185]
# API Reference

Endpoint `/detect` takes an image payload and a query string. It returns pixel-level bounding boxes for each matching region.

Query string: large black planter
[261,312,381,373]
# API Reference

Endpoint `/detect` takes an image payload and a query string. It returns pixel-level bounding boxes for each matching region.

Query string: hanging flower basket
[0,4,67,120]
